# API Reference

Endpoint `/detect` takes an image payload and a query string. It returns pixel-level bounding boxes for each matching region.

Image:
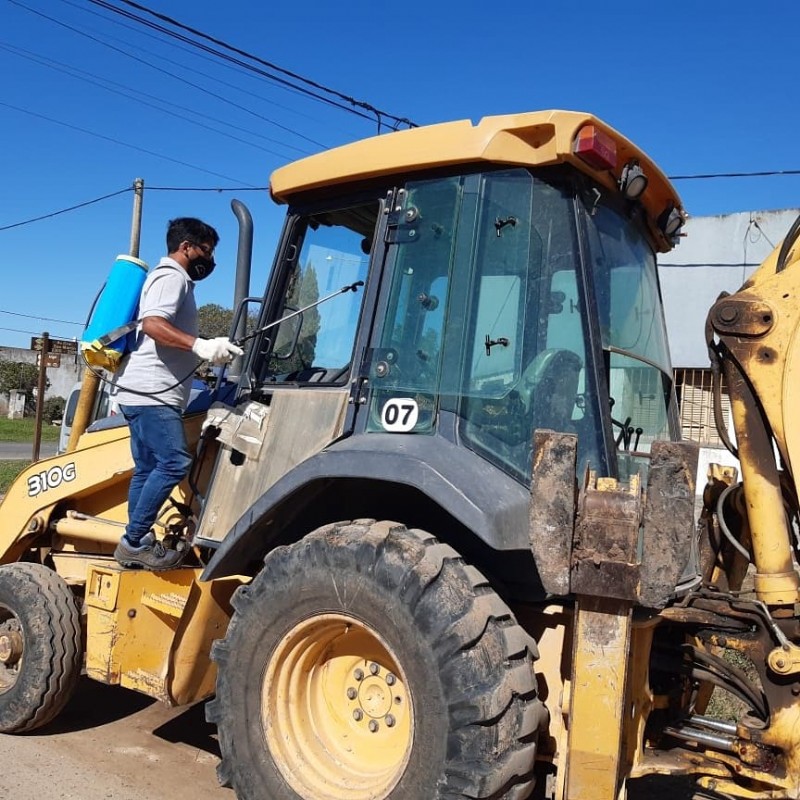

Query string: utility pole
[32,331,49,462]
[66,178,144,452]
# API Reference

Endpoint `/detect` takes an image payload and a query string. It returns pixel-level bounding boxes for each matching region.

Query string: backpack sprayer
[80,254,149,372]
[80,252,363,373]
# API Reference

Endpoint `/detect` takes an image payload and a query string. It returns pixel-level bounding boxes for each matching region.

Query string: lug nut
[347,687,357,700]
[354,668,364,681]
[386,714,396,728]
[386,673,396,686]
[370,662,380,675]
[368,720,379,733]
[353,709,363,721]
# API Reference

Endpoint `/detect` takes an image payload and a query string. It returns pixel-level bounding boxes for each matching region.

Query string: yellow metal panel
[516,603,571,765]
[198,390,349,543]
[86,565,188,694]
[85,563,241,706]
[140,590,189,618]
[86,565,199,701]
[169,576,242,706]
[784,303,800,480]
[565,595,632,800]
[622,621,658,775]
[270,110,680,252]
[0,427,132,564]
[86,564,121,611]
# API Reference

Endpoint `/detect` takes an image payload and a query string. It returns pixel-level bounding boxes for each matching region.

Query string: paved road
[0,440,58,460]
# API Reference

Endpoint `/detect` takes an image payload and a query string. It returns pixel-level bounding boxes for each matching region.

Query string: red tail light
[573,125,617,171]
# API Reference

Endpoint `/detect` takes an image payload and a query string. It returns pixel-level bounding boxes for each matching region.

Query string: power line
[0,40,313,160]
[0,100,256,185]
[2,164,799,236]
[148,186,269,192]
[86,0,418,130]
[0,309,83,326]
[0,184,269,232]
[57,0,359,141]
[750,218,776,250]
[0,186,131,232]
[9,0,328,150]
[669,169,800,180]
[0,325,57,337]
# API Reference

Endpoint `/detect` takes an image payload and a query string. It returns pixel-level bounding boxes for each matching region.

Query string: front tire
[208,520,545,800]
[0,563,83,733]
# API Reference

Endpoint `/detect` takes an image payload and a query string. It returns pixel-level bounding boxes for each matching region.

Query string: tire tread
[0,563,82,733]
[210,520,546,799]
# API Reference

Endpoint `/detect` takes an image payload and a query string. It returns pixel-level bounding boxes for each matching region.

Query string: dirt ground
[2,674,697,800]
[0,677,230,800]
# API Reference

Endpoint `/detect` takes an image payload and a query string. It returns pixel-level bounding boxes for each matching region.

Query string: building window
[674,368,730,446]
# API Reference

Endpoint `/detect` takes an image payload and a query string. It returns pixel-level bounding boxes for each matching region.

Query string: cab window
[257,202,376,385]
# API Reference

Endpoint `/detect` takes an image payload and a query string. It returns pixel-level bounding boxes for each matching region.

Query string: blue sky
[2,0,800,350]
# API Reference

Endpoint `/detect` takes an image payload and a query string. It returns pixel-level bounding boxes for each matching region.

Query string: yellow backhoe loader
[0,109,797,800]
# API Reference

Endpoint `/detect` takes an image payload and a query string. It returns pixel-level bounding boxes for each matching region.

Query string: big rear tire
[0,563,83,732]
[208,520,545,800]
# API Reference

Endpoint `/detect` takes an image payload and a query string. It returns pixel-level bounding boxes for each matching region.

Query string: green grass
[0,460,29,494]
[0,417,59,442]
[704,648,761,722]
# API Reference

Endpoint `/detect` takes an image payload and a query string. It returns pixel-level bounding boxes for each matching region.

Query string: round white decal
[380,398,419,432]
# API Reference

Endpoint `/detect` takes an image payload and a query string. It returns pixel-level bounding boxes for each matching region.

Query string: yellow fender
[0,424,134,564]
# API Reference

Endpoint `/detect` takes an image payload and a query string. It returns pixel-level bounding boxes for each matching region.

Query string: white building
[659,208,800,448]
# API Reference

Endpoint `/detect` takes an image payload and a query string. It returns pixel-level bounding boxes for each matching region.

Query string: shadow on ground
[153,698,221,758]
[33,677,154,735]
[628,774,697,799]
[31,676,220,758]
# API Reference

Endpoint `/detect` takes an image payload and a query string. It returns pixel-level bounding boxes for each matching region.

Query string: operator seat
[520,349,582,433]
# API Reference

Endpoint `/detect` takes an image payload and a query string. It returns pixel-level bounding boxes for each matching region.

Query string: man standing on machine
[111,216,243,570]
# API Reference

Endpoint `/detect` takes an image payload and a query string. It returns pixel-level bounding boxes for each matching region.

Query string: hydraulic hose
[776,211,800,273]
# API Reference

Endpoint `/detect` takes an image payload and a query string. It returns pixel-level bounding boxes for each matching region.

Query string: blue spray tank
[81,254,148,372]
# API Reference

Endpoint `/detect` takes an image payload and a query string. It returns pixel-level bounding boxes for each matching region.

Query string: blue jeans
[120,404,192,545]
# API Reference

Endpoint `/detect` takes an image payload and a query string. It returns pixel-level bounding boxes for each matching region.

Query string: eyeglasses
[191,242,214,256]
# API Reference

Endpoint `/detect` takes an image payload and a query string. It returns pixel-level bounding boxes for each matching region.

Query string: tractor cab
[235,126,678,501]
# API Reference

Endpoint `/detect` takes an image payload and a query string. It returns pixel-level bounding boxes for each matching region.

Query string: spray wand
[232,280,364,347]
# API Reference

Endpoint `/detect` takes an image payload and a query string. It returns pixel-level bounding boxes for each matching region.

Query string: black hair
[166,217,220,253]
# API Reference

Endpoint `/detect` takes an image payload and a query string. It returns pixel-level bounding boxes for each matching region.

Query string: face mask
[187,255,216,281]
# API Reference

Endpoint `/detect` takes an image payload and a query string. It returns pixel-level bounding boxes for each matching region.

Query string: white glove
[191,336,244,365]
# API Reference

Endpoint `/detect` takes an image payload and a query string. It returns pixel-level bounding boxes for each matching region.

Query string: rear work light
[572,125,617,172]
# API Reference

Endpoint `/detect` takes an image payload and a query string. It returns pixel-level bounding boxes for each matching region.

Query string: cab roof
[270,110,683,252]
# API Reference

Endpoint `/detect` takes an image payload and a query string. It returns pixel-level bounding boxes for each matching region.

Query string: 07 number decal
[27,463,77,498]
[380,398,419,432]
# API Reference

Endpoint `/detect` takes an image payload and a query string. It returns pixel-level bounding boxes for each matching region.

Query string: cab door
[194,195,385,546]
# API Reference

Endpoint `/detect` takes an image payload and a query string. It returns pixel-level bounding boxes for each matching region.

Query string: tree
[197,304,234,338]
[0,360,46,415]
[197,303,260,341]
[269,262,321,376]
[43,396,66,424]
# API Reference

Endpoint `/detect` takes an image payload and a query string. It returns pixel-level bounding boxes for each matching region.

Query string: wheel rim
[0,604,23,694]
[263,613,413,800]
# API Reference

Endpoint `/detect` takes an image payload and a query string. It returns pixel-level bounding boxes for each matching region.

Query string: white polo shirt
[111,258,199,409]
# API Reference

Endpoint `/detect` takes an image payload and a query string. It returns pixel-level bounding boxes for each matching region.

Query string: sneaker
[114,532,187,571]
